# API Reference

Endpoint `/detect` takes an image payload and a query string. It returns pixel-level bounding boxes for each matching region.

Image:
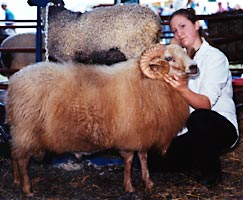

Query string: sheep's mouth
[186,65,199,77]
[186,70,199,77]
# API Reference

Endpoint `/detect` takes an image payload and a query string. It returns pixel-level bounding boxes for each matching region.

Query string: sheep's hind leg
[12,157,20,185]
[13,155,33,197]
[119,150,135,193]
[137,151,154,190]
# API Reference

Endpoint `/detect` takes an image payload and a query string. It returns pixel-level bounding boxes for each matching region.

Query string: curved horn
[140,43,168,80]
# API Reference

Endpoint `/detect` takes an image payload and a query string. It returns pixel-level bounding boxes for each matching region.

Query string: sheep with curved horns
[45,3,162,65]
[6,43,199,196]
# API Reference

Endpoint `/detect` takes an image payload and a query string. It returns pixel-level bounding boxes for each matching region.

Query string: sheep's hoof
[26,192,34,197]
[146,180,154,190]
[125,184,135,193]
[23,186,33,197]
[13,179,20,185]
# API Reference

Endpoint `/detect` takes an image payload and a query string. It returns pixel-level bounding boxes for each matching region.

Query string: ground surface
[0,144,243,200]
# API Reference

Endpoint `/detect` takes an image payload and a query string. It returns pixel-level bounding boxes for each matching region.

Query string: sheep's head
[140,43,199,80]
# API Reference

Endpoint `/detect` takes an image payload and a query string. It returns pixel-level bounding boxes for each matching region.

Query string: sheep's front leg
[137,151,154,190]
[119,150,135,193]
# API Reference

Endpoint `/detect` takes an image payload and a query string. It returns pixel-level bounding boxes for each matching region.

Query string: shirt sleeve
[198,49,230,108]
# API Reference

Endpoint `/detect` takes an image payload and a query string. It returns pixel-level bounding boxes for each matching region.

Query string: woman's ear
[195,20,201,31]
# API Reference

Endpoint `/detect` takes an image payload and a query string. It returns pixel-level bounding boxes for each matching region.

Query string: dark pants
[148,109,239,173]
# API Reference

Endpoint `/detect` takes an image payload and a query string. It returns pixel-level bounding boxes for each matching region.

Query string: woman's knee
[186,109,213,131]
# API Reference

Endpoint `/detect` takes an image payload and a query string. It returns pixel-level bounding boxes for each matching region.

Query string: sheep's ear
[140,43,167,80]
[169,38,195,58]
[149,58,170,76]
[170,38,181,45]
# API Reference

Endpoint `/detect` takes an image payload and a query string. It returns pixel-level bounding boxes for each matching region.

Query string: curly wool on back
[46,4,162,65]
[0,4,161,71]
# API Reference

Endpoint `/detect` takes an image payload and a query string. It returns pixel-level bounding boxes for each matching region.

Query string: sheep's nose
[189,64,198,74]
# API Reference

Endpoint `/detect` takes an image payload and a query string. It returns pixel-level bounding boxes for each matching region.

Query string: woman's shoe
[198,157,222,186]
[199,170,221,186]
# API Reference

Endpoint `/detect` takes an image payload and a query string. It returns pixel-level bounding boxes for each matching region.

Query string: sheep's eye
[165,56,173,61]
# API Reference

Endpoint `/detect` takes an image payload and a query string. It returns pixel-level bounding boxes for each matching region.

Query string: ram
[6,44,198,196]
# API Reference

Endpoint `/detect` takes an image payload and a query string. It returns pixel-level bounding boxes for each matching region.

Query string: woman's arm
[164,74,211,109]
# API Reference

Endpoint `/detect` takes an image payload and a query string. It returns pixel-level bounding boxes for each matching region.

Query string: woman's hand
[163,74,188,92]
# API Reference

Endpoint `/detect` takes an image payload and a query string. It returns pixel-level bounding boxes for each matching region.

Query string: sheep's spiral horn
[140,43,168,80]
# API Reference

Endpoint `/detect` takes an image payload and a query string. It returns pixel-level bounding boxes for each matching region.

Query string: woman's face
[170,14,200,49]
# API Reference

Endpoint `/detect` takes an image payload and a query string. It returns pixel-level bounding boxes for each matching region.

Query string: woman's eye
[165,57,173,61]
[180,24,185,29]
[171,29,177,34]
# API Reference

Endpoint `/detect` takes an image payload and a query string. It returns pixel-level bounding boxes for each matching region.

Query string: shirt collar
[194,37,209,59]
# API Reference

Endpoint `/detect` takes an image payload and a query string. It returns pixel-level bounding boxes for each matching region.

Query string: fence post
[28,0,49,62]
[36,5,42,62]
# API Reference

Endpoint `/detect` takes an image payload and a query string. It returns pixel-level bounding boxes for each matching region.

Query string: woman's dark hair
[169,8,211,43]
[169,8,198,25]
